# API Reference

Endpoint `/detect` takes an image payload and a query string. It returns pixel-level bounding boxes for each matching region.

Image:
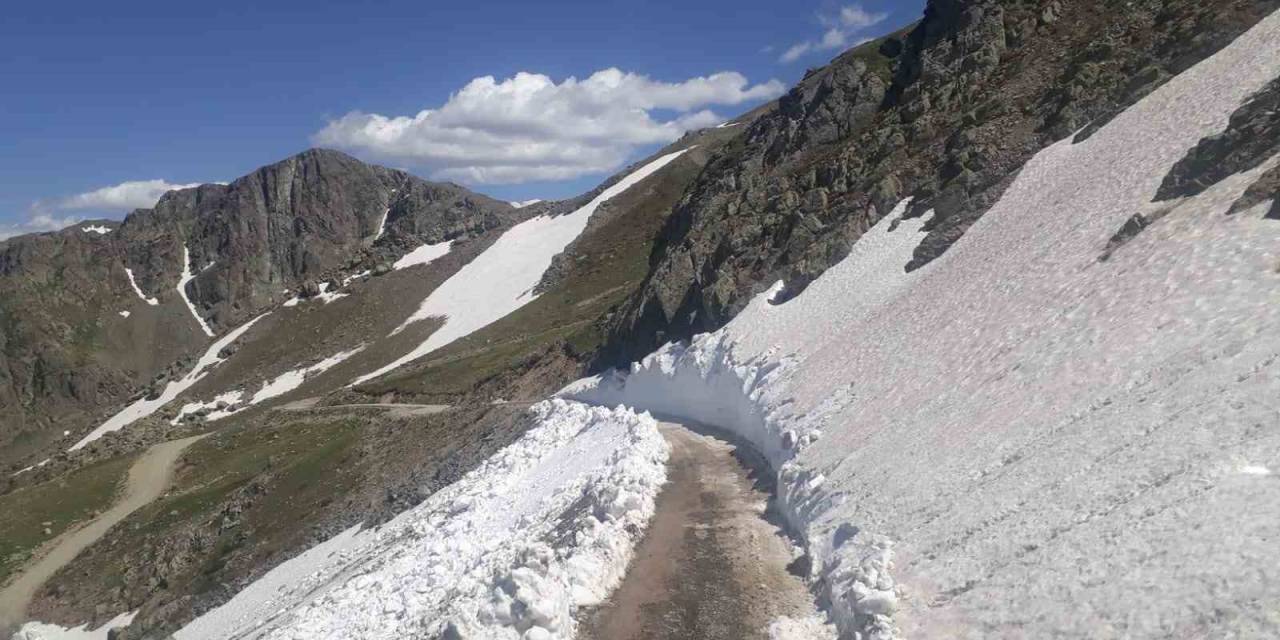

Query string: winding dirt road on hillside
[0,434,207,632]
[579,422,822,639]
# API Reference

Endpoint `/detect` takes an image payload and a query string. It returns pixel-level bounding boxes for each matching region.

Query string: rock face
[600,0,1280,366]
[0,149,514,457]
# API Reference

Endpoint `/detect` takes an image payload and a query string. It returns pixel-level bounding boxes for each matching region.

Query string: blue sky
[0,0,923,237]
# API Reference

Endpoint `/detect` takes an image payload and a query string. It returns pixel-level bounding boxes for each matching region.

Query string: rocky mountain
[2,1,1279,638]
[601,0,1280,365]
[0,149,517,462]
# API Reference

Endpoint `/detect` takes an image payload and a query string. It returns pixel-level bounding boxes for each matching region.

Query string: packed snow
[175,399,668,640]
[13,610,137,640]
[178,245,215,337]
[352,147,690,385]
[80,225,112,235]
[282,282,348,307]
[69,314,269,451]
[566,15,1280,639]
[171,347,364,424]
[124,267,159,306]
[391,239,451,271]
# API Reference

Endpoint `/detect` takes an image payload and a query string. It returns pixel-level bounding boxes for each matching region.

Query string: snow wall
[564,10,1280,639]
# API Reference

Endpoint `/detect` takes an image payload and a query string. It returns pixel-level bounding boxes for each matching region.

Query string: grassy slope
[0,454,135,584]
[359,137,732,401]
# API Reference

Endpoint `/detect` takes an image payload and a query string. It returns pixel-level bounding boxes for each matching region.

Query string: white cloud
[1,179,203,241]
[58,179,203,212]
[0,212,81,240]
[780,3,888,64]
[314,68,785,184]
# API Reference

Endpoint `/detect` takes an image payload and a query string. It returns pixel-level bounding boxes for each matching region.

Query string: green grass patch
[131,417,362,539]
[0,454,135,583]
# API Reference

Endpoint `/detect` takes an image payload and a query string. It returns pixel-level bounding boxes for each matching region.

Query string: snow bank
[566,14,1280,638]
[177,245,215,337]
[13,611,136,640]
[510,199,542,209]
[353,148,690,386]
[124,267,159,306]
[175,399,668,640]
[392,239,451,271]
[70,314,269,450]
[80,225,111,235]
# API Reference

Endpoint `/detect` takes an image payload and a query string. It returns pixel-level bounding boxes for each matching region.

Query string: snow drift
[175,399,668,640]
[566,13,1280,639]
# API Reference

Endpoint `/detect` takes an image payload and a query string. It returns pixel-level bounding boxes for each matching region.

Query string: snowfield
[174,400,668,640]
[392,239,452,271]
[566,13,1280,640]
[69,314,269,451]
[353,148,690,385]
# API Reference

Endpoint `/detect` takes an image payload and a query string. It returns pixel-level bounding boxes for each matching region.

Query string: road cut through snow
[565,13,1280,639]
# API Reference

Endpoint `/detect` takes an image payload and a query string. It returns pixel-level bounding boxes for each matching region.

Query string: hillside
[2,0,1279,639]
[0,149,517,464]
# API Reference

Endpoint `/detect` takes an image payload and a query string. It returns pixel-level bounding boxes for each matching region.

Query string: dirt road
[0,434,207,632]
[579,422,821,639]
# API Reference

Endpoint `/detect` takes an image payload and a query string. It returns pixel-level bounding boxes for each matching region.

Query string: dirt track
[579,422,820,639]
[0,434,206,632]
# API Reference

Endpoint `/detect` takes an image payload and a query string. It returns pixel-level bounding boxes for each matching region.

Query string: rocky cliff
[0,149,515,459]
[600,0,1280,366]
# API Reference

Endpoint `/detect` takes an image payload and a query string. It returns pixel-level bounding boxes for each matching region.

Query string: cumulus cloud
[314,68,785,184]
[0,212,82,240]
[57,179,203,212]
[780,3,888,63]
[1,179,203,240]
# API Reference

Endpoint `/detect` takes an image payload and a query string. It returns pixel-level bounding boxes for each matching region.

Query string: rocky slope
[601,0,1280,365]
[0,149,516,463]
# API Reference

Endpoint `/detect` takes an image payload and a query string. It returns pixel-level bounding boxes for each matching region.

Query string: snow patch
[353,147,691,386]
[282,283,349,308]
[175,399,668,640]
[70,314,268,450]
[117,310,130,318]
[392,239,451,271]
[177,245,215,337]
[1240,464,1272,476]
[80,225,111,235]
[172,347,364,423]
[373,206,391,241]
[124,267,159,306]
[510,199,543,209]
[13,610,137,640]
[341,270,371,286]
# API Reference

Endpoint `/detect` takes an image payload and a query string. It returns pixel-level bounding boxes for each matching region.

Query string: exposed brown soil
[578,423,818,640]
